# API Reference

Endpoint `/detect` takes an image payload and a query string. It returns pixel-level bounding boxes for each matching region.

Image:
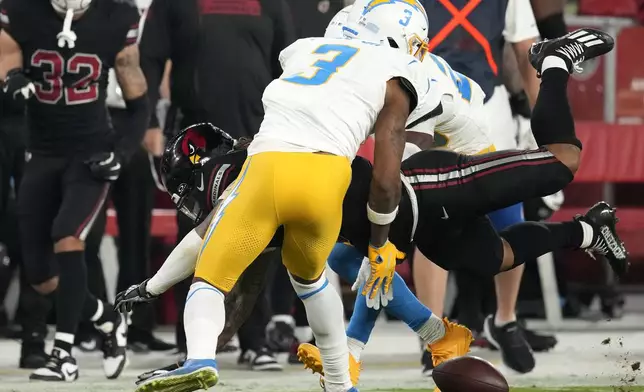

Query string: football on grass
[433,356,509,392]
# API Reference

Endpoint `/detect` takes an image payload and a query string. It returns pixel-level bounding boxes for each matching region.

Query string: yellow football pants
[195,152,352,293]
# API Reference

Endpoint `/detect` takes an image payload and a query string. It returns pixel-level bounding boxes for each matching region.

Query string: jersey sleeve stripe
[0,12,9,26]
[125,26,140,45]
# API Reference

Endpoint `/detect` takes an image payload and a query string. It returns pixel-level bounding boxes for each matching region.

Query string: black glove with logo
[114,279,158,313]
[85,152,122,182]
[2,68,35,101]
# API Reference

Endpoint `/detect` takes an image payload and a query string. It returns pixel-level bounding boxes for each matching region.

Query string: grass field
[0,324,642,392]
[366,389,644,392]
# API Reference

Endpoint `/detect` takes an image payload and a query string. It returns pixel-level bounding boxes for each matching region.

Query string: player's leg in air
[298,28,627,388]
[135,152,355,392]
[19,154,127,382]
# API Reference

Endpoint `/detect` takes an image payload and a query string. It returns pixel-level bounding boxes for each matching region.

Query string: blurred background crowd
[1,0,644,377]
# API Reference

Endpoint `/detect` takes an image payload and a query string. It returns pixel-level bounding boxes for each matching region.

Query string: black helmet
[161,123,236,223]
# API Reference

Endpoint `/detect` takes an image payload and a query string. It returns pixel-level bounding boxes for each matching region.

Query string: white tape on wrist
[367,204,398,225]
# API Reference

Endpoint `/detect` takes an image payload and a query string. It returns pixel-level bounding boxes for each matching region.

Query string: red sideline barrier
[574,122,644,182]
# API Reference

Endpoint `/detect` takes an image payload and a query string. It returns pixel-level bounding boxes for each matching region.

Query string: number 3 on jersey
[284,44,359,86]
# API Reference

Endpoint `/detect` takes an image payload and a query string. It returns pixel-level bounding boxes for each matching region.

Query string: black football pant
[110,108,155,334]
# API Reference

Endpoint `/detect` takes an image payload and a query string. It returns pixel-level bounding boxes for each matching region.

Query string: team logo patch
[182,129,207,164]
[362,0,426,19]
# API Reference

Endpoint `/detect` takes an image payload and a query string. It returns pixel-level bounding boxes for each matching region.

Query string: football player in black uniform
[0,0,149,382]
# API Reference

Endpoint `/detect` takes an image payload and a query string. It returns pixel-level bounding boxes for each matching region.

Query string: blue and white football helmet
[344,0,429,59]
[324,6,353,39]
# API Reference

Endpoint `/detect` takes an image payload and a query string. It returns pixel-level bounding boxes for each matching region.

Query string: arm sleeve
[139,0,172,128]
[269,0,296,79]
[503,0,540,43]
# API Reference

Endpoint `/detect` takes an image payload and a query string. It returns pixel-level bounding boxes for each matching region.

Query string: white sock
[54,332,75,345]
[295,326,314,343]
[541,55,569,74]
[271,314,295,326]
[417,313,446,345]
[495,313,517,327]
[184,281,225,360]
[90,299,103,322]
[579,220,594,249]
[148,230,203,296]
[289,272,352,391]
[347,337,365,361]
[89,300,115,334]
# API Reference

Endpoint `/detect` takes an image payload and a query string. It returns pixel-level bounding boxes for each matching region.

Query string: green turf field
[360,389,644,392]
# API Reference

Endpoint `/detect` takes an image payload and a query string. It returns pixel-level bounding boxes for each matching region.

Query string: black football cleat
[576,201,629,277]
[529,28,615,77]
[30,348,79,382]
[483,316,535,374]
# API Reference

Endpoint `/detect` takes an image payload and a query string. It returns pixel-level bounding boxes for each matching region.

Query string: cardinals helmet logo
[181,129,207,165]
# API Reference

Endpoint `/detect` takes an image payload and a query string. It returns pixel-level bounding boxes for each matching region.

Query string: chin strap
[57,8,77,49]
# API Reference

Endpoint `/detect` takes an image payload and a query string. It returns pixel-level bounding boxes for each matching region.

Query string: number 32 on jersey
[31,49,102,105]
[283,44,358,86]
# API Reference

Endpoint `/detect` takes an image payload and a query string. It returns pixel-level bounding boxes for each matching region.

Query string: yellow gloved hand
[352,240,404,309]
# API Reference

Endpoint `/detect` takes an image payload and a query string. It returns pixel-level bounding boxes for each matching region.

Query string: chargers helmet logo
[362,0,426,19]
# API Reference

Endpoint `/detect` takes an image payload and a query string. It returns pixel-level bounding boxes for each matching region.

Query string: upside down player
[0,0,149,382]
[118,26,628,390]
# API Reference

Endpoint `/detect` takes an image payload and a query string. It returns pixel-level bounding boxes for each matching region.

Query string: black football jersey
[0,0,140,154]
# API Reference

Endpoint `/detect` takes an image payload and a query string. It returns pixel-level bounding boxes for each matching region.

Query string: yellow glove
[361,240,405,305]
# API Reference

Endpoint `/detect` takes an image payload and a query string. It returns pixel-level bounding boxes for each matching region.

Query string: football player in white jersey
[297,3,491,386]
[135,1,438,392]
[325,5,493,158]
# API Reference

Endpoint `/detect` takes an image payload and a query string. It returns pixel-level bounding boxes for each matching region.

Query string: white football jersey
[249,37,437,159]
[408,53,493,155]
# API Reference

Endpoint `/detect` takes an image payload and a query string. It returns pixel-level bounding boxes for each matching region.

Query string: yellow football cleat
[297,343,361,387]
[427,318,473,392]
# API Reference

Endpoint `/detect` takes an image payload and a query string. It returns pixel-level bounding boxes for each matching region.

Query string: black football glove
[114,279,158,313]
[85,152,122,182]
[2,68,35,102]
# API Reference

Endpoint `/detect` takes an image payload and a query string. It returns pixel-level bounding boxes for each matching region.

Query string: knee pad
[488,203,524,230]
[289,272,329,300]
[537,13,567,40]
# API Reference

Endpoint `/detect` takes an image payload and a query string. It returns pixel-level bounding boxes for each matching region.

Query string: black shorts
[17,153,110,284]
[414,215,504,276]
[403,148,573,276]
